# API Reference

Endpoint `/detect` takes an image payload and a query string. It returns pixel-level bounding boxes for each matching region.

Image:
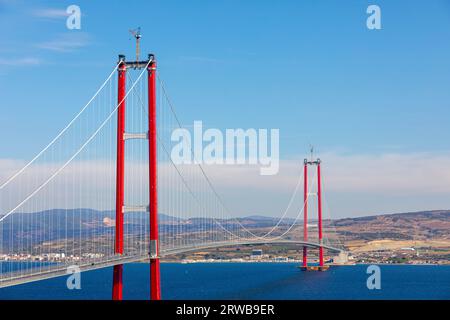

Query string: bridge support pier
[115,55,126,256]
[112,55,127,299]
[302,160,308,269]
[148,56,161,300]
[112,264,123,300]
[317,161,324,269]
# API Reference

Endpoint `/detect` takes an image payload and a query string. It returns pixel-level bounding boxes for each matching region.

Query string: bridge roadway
[0,240,343,288]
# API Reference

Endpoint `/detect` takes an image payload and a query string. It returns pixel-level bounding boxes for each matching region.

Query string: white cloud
[177,152,450,195]
[32,8,68,19]
[37,33,90,52]
[322,152,450,194]
[1,152,450,218]
[0,57,42,66]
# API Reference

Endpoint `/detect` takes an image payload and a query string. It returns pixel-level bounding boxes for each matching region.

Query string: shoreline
[156,260,448,266]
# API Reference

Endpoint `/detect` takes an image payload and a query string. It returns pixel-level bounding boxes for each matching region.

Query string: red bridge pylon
[301,158,328,271]
[112,53,161,300]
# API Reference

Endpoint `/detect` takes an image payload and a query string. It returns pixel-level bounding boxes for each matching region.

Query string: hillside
[332,210,450,242]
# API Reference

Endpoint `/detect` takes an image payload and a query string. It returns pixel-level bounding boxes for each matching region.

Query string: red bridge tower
[112,53,161,300]
[301,158,328,271]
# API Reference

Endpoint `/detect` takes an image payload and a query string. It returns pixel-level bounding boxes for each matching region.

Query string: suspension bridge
[0,53,345,299]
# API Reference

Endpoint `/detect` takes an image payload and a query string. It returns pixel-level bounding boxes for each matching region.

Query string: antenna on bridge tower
[129,27,142,64]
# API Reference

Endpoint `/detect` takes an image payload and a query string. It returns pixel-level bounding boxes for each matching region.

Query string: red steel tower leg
[113,55,126,300]
[317,161,324,268]
[148,55,161,300]
[112,264,123,300]
[302,159,308,268]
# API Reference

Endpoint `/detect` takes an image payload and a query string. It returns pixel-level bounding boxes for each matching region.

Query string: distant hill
[332,210,450,241]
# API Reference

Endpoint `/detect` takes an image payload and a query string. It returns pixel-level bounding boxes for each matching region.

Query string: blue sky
[1,0,450,218]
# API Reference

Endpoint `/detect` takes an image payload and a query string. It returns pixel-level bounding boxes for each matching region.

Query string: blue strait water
[0,263,449,300]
